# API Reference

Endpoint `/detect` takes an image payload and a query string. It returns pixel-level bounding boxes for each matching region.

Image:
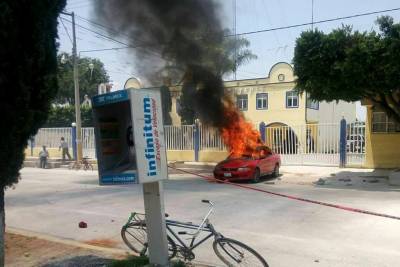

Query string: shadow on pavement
[315,169,400,192]
[40,255,112,267]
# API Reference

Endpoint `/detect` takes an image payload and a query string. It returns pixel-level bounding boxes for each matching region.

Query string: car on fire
[213,146,281,183]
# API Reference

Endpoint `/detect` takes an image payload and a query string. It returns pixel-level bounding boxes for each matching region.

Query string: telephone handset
[126,126,134,147]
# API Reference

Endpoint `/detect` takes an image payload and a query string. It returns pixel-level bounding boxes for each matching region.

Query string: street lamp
[89,62,94,79]
[60,54,67,64]
[60,11,83,162]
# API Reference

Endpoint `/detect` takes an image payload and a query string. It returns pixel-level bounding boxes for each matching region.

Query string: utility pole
[311,0,314,30]
[61,11,83,161]
[233,0,237,80]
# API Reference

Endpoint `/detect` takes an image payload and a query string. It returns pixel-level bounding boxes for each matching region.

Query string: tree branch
[374,93,400,124]
[386,92,400,116]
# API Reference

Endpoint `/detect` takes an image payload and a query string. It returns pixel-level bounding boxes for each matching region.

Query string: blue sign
[101,173,136,184]
[92,90,129,107]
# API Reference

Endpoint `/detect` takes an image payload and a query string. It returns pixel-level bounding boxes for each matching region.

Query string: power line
[73,6,400,42]
[59,18,73,44]
[60,15,163,59]
[74,14,162,56]
[79,47,136,53]
[67,0,92,9]
[60,16,128,46]
[226,6,400,37]
[59,7,400,62]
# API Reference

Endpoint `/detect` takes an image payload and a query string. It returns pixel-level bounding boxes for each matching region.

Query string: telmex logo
[143,97,157,176]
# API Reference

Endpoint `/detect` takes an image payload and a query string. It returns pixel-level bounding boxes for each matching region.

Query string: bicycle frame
[125,201,220,256]
[166,219,216,253]
[165,200,219,255]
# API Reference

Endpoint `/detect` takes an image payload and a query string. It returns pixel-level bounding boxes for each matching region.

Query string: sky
[58,0,400,120]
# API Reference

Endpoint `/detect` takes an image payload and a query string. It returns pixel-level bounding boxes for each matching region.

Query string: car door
[260,148,274,174]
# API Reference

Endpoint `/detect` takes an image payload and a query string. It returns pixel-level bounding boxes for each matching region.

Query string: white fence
[34,128,72,148]
[33,127,95,158]
[81,127,96,158]
[199,125,226,151]
[31,122,365,167]
[164,125,194,150]
[264,123,340,166]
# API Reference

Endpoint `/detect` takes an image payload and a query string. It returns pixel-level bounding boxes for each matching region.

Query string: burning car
[213,146,281,183]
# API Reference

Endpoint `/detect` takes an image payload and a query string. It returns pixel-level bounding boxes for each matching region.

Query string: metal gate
[263,122,365,167]
[264,123,340,166]
[346,122,366,167]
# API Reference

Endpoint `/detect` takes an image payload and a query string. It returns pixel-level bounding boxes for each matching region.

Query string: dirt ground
[5,232,125,267]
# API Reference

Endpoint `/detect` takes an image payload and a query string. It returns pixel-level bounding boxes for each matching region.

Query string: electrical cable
[59,18,73,45]
[226,6,400,37]
[62,16,163,59]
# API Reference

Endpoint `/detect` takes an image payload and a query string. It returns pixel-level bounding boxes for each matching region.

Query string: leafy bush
[44,105,93,127]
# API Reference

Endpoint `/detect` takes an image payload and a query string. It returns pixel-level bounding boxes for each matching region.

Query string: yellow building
[169,62,356,132]
[363,102,400,168]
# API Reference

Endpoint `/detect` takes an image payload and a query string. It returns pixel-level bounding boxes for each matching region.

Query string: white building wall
[307,100,357,124]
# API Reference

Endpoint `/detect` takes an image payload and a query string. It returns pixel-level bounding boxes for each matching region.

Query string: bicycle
[68,156,94,171]
[121,200,269,266]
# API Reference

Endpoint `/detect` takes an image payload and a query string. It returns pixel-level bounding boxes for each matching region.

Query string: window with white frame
[236,94,248,111]
[256,93,268,110]
[286,91,299,108]
[306,93,319,110]
[372,111,400,133]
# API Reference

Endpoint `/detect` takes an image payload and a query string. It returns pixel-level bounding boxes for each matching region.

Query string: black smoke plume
[93,0,230,127]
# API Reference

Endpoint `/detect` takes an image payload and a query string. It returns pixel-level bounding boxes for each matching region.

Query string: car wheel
[252,168,260,183]
[272,164,279,178]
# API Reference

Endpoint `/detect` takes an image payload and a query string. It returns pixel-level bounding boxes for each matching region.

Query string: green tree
[160,85,172,125]
[44,106,94,127]
[56,52,110,104]
[0,0,66,264]
[293,16,400,123]
[180,33,257,124]
[180,82,197,125]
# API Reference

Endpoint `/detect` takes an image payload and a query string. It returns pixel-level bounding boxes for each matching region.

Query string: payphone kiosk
[92,88,168,185]
[92,88,170,265]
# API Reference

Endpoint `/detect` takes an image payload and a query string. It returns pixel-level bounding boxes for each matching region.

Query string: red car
[213,146,281,183]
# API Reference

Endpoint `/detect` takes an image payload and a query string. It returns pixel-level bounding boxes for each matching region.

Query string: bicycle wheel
[69,162,78,170]
[213,238,268,267]
[121,221,177,259]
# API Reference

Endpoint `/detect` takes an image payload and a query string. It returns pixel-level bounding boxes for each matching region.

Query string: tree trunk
[0,188,4,267]
[371,93,400,124]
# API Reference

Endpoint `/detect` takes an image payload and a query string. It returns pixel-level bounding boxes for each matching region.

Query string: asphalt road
[5,167,400,267]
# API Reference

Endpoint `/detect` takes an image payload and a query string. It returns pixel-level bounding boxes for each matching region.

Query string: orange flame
[220,99,263,157]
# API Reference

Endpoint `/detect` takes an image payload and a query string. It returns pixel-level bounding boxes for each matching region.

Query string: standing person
[59,137,72,161]
[39,146,49,169]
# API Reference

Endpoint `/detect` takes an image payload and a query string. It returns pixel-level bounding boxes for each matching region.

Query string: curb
[6,227,133,256]
[183,162,217,166]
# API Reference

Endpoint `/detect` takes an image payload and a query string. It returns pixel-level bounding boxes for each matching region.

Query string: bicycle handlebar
[202,199,214,207]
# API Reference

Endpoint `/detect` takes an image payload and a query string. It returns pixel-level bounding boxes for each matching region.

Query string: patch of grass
[171,260,187,267]
[108,256,149,267]
[108,256,187,267]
